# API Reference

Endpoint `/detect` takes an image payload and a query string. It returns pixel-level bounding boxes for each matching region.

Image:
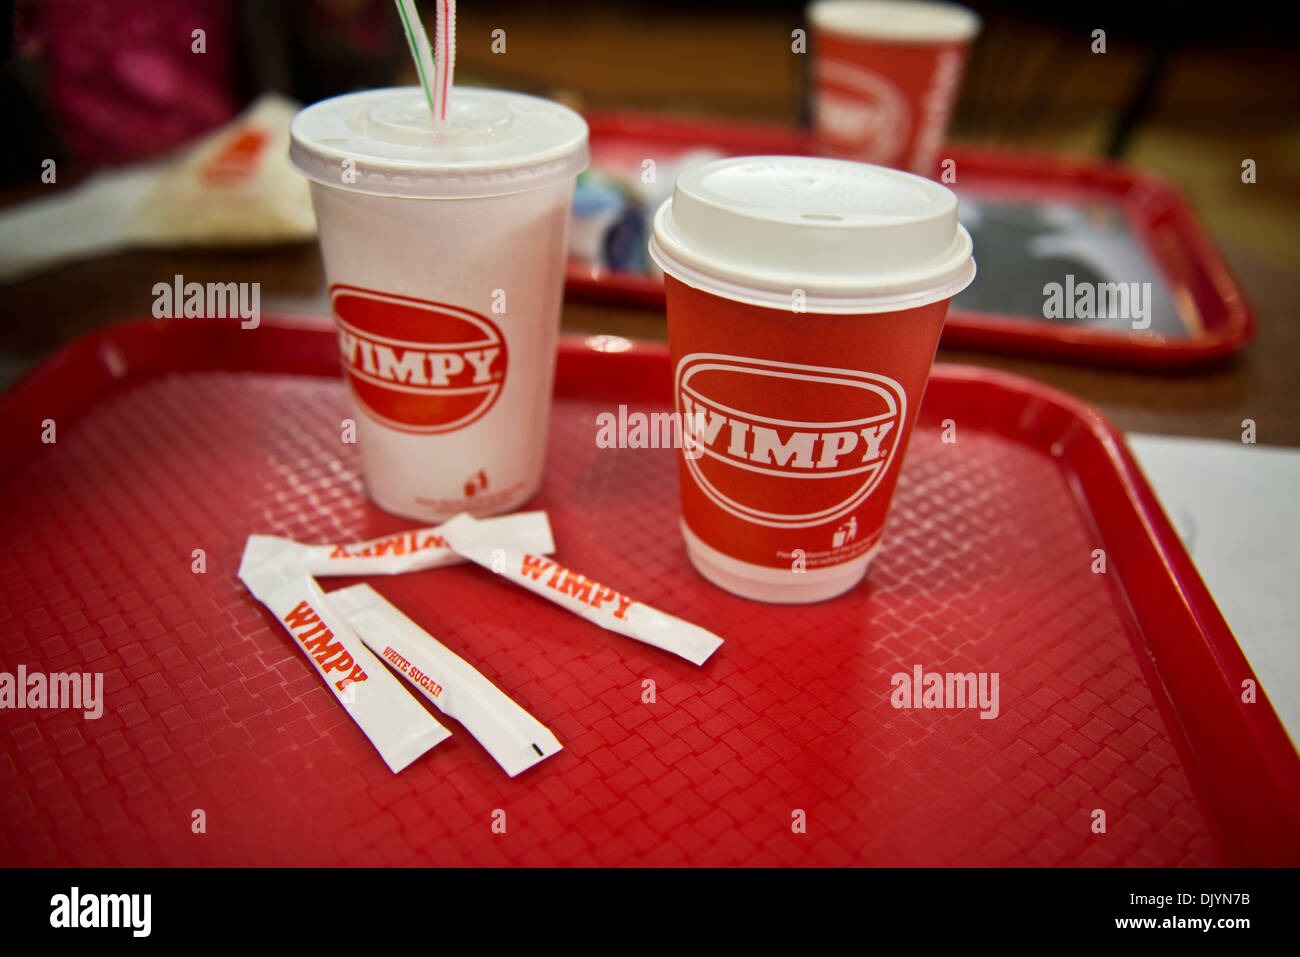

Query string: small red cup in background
[649,156,975,603]
[809,0,981,176]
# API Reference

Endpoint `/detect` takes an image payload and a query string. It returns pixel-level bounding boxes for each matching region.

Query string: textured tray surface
[0,366,1218,865]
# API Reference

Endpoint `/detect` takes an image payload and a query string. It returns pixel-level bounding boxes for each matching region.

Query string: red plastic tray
[2,318,1296,866]
[567,111,1256,368]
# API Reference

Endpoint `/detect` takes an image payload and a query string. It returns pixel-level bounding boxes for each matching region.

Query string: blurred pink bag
[44,0,239,167]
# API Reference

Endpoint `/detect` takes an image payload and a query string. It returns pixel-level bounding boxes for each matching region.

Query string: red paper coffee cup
[809,0,981,176]
[649,156,975,603]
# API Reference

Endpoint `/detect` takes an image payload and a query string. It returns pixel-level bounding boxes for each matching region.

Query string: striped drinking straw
[394,0,457,127]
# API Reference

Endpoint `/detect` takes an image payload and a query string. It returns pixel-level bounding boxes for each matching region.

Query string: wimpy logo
[338,328,500,388]
[50,887,151,937]
[328,531,447,559]
[282,601,368,692]
[519,555,635,619]
[681,392,896,473]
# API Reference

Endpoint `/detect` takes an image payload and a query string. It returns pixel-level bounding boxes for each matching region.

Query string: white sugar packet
[437,513,724,666]
[329,583,563,778]
[237,540,451,773]
[248,510,554,577]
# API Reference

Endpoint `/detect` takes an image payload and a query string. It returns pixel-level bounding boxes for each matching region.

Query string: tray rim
[568,109,1256,369]
[1,315,1295,864]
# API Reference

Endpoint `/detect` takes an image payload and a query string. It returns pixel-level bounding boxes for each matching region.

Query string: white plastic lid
[649,155,975,314]
[809,1,981,43]
[289,86,589,198]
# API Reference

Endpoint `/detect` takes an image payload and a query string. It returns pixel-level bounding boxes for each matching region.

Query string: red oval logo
[814,59,909,163]
[331,285,507,434]
[676,353,905,529]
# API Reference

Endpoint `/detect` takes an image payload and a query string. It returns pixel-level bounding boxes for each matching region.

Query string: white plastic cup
[649,155,975,603]
[290,87,588,522]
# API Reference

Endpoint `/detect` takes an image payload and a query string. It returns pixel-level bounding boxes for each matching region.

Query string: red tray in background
[567,111,1256,368]
[1,318,1296,867]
